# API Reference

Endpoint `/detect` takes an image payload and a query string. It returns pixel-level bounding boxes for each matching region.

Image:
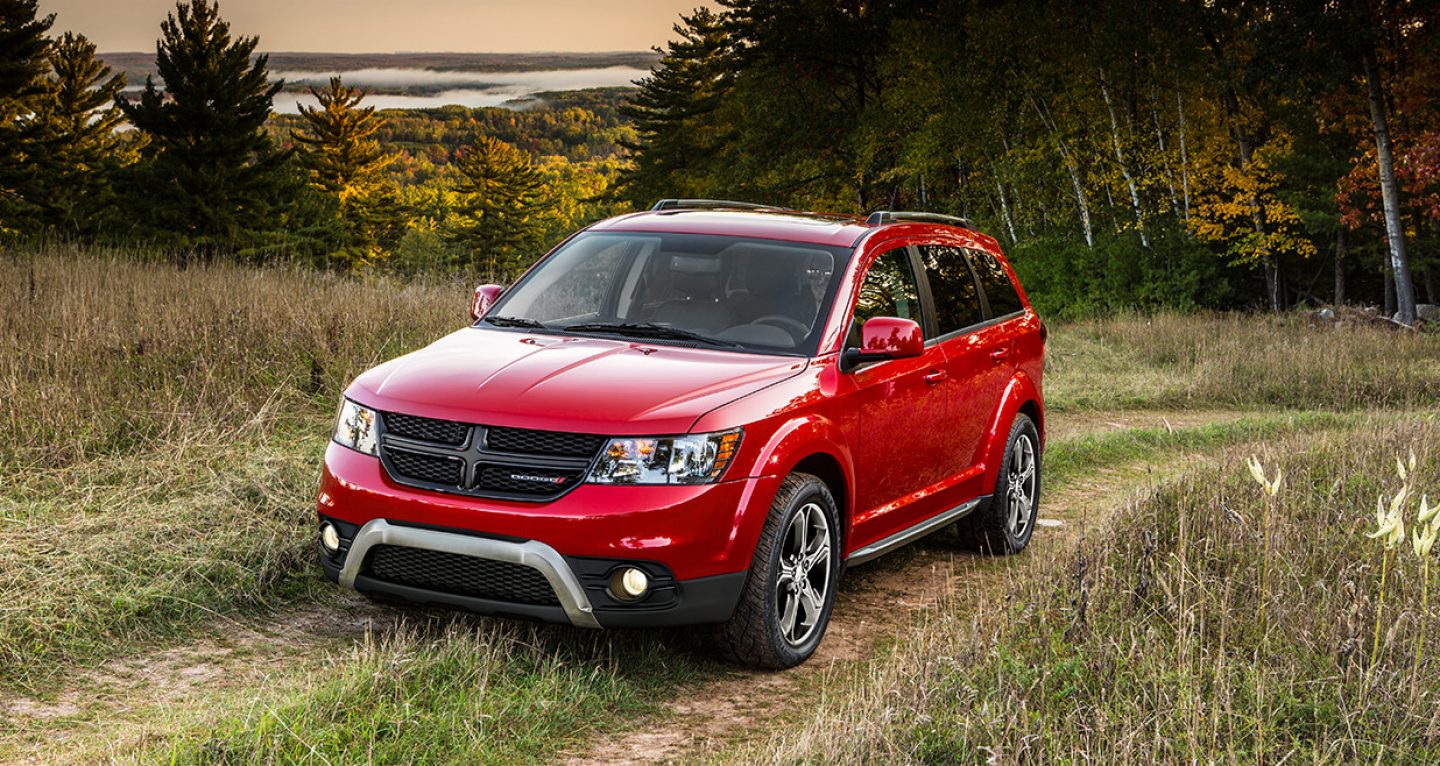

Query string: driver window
[850,246,922,347]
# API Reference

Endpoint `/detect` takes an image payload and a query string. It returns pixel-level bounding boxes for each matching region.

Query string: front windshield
[486,232,852,354]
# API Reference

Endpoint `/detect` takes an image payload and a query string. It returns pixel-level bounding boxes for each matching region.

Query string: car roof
[589,208,1003,253]
[590,209,873,248]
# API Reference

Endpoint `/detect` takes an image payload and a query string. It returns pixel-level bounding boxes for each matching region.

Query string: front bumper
[319,518,748,628]
[337,519,602,626]
[317,443,770,628]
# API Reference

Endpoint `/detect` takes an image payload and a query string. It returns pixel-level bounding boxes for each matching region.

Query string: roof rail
[651,198,786,212]
[866,211,975,229]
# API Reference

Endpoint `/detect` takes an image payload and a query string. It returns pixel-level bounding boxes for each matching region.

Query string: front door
[848,244,952,550]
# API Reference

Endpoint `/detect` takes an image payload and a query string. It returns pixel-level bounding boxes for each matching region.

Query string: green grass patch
[127,622,711,765]
[1044,410,1355,484]
[0,429,326,693]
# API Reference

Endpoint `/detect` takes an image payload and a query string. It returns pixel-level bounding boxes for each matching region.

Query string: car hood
[347,327,808,435]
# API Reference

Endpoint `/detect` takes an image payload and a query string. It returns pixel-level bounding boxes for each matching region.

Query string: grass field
[738,418,1440,764]
[2,246,1438,763]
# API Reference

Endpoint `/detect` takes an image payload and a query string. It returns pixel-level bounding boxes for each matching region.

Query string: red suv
[318,201,1045,668]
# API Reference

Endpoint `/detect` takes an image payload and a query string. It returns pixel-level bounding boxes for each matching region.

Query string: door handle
[923,369,947,385]
[990,347,1012,363]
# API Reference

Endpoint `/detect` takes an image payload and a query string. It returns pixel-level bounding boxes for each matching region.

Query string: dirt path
[0,595,401,764]
[1,409,1249,766]
[562,411,1248,765]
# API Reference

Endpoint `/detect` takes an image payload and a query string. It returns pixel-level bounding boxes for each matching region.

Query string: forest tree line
[3,0,1438,321]
[0,0,629,277]
[621,0,1440,320]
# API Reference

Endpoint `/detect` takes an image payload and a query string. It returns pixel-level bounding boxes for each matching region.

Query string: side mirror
[840,316,924,372]
[470,284,504,321]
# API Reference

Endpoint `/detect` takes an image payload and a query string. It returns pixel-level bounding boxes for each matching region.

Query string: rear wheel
[957,414,1040,555]
[713,473,840,669]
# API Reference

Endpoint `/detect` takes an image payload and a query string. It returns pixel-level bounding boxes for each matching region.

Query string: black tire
[713,472,841,669]
[957,414,1041,555]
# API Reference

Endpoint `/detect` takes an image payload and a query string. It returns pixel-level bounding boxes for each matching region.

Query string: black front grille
[487,427,605,457]
[474,464,586,497]
[366,545,559,606]
[377,410,603,502]
[383,412,469,446]
[385,447,463,486]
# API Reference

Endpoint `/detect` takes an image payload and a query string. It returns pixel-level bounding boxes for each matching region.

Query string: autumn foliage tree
[1191,136,1318,268]
[293,77,410,269]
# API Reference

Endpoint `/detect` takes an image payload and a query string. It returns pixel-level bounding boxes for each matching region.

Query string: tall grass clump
[743,418,1440,764]
[0,245,463,689]
[0,244,461,467]
[1047,312,1440,412]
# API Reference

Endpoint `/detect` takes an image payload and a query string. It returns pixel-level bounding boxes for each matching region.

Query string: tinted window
[850,247,922,346]
[918,245,984,335]
[968,250,1024,317]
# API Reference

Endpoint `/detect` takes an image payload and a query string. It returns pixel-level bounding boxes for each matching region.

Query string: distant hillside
[103,51,660,88]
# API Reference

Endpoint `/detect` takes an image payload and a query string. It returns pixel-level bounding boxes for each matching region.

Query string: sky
[37,0,715,53]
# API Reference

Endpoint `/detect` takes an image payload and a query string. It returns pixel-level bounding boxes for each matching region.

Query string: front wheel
[957,414,1041,555]
[713,473,840,669]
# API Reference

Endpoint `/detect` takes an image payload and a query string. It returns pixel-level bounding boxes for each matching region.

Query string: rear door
[916,244,1015,501]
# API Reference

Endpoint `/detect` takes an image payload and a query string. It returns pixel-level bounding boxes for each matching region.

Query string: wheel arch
[1017,397,1045,449]
[980,371,1044,491]
[727,414,855,566]
[790,451,849,549]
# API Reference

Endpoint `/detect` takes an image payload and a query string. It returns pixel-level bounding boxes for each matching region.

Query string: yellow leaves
[1246,455,1283,497]
[1369,491,1408,549]
[1189,133,1318,264]
[1414,515,1438,558]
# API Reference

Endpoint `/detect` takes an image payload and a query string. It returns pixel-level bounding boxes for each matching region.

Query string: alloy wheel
[775,501,831,646]
[1006,433,1037,539]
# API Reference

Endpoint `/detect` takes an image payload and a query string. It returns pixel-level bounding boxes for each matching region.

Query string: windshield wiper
[484,315,547,329]
[561,322,743,349]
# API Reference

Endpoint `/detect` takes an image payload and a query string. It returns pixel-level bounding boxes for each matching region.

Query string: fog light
[320,522,341,554]
[610,567,650,601]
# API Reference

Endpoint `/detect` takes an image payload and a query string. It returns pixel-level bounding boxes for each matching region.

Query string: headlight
[588,429,742,485]
[334,398,378,456]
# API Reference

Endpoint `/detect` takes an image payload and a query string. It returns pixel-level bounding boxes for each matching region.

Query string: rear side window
[850,246,922,345]
[917,245,984,335]
[968,250,1024,317]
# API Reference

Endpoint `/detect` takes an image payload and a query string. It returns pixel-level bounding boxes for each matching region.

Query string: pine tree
[0,0,53,235]
[30,32,131,234]
[117,0,292,252]
[447,136,553,279]
[293,77,409,268]
[618,7,735,206]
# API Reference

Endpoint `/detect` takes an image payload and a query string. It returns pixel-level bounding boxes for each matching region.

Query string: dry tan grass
[735,418,1440,764]
[0,245,463,690]
[0,244,460,468]
[1047,312,1440,412]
